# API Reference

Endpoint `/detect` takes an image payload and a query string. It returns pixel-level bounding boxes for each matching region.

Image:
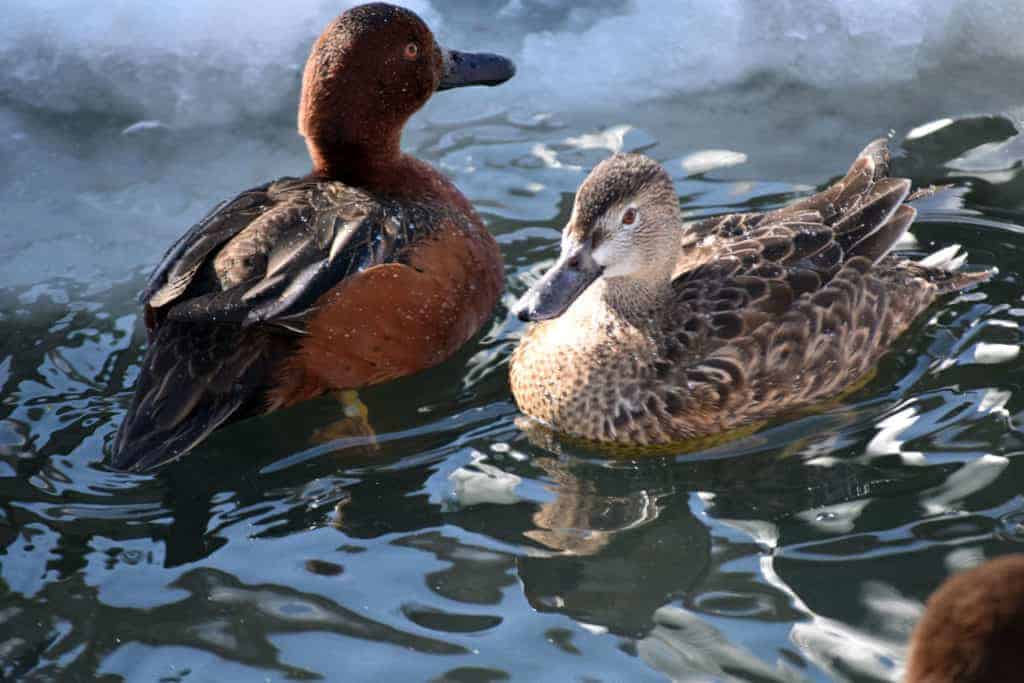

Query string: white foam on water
[970,342,1021,365]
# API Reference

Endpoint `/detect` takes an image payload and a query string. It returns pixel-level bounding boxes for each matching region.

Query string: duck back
[113,178,501,470]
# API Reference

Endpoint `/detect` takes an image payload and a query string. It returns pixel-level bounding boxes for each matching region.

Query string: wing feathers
[668,138,985,383]
[111,322,288,471]
[113,177,450,470]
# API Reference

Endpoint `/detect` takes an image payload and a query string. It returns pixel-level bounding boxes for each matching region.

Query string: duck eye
[622,208,638,226]
[403,42,420,60]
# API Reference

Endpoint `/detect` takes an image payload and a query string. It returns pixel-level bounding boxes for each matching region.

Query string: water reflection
[3,113,1024,680]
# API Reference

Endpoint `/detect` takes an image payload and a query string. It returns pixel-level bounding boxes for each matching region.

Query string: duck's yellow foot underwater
[311,390,379,453]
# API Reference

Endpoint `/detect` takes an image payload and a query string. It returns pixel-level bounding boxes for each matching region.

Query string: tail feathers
[850,204,916,263]
[780,137,893,224]
[833,177,911,258]
[852,137,891,181]
[913,244,995,294]
[111,321,283,472]
[112,397,244,473]
[772,138,993,295]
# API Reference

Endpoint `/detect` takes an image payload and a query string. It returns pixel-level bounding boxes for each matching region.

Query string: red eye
[622,208,637,225]
[404,42,419,60]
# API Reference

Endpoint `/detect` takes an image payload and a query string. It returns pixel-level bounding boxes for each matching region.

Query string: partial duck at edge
[906,554,1024,683]
[111,3,515,471]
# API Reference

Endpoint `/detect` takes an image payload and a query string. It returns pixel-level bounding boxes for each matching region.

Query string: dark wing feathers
[850,204,915,264]
[143,183,273,308]
[676,138,914,293]
[113,177,445,471]
[776,137,889,219]
[143,178,439,331]
[832,177,910,257]
[111,321,290,471]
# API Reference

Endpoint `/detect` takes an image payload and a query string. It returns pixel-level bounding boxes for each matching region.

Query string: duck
[110,3,515,471]
[510,139,991,447]
[906,554,1024,682]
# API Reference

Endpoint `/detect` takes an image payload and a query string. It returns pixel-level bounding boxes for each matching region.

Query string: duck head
[299,3,515,179]
[514,154,682,322]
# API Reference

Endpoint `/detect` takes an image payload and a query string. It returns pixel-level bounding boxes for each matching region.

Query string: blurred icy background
[2,0,1024,280]
[4,0,1024,126]
[2,0,1024,282]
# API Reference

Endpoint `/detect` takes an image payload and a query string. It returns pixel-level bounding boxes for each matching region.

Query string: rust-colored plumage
[111,4,514,471]
[906,555,1024,683]
[269,218,502,407]
[510,140,991,446]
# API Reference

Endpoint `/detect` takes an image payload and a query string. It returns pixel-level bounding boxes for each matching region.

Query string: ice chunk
[970,343,1020,365]
[678,149,748,176]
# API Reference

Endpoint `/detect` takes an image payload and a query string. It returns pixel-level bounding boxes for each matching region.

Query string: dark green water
[2,106,1024,682]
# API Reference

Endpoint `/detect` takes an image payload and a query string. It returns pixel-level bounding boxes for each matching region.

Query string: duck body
[111,4,514,471]
[511,141,990,446]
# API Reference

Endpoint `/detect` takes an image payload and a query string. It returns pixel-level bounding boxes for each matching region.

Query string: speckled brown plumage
[111,3,513,471]
[906,555,1024,683]
[510,140,991,447]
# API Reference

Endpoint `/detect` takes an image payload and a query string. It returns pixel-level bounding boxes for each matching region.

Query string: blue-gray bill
[438,49,516,91]
[513,247,603,322]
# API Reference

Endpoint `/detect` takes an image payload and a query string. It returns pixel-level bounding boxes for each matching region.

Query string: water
[4,2,1024,681]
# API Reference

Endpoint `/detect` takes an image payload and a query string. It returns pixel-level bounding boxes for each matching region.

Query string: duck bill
[513,249,603,322]
[438,48,516,91]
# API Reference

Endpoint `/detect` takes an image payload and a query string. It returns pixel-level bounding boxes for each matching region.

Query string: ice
[3,1,1024,128]
[0,0,438,127]
[677,149,748,175]
[520,0,1024,105]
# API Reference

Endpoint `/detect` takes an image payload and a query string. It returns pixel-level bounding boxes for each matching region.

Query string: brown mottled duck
[510,139,991,447]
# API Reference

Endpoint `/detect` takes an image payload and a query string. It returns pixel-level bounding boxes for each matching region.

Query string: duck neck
[598,276,670,325]
[308,134,471,212]
[309,132,401,186]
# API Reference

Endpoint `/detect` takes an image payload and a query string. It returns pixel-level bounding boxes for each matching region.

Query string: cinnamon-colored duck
[110,3,515,471]
[906,554,1024,683]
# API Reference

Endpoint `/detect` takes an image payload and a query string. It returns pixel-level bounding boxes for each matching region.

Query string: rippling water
[5,3,1024,680]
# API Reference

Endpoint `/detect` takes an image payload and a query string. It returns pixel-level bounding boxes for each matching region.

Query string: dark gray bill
[512,247,603,322]
[438,49,516,91]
